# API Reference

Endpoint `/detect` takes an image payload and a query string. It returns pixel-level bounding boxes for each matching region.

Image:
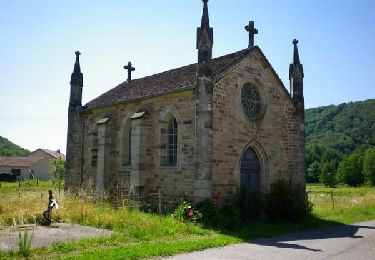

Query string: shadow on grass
[207,214,375,252]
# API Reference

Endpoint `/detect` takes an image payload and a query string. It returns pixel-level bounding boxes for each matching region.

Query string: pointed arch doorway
[240,146,261,217]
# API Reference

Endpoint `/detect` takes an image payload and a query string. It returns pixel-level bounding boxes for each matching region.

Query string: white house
[0,149,65,181]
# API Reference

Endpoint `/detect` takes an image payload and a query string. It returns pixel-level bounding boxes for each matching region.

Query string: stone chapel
[65,0,305,208]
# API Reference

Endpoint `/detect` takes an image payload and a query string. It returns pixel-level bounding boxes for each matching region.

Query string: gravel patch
[0,223,112,252]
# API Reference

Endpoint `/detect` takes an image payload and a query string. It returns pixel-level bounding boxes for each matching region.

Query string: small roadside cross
[245,21,258,48]
[124,61,135,83]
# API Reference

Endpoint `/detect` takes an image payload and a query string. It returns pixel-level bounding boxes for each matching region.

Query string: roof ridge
[115,48,249,88]
[85,48,252,110]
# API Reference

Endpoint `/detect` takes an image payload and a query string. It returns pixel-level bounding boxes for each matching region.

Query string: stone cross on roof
[245,21,258,48]
[73,51,81,73]
[124,61,135,83]
[292,39,301,65]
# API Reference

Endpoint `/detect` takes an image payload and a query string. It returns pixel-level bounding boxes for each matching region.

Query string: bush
[194,199,218,227]
[172,199,241,230]
[172,201,202,223]
[218,202,242,230]
[264,180,312,221]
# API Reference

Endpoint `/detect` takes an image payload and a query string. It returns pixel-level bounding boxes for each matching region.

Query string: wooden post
[158,190,162,216]
[330,190,335,209]
[19,181,21,188]
[37,179,39,186]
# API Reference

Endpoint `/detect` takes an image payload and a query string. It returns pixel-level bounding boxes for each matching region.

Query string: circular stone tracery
[241,83,262,120]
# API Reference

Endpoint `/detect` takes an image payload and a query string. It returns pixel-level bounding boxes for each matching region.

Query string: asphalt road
[164,220,375,260]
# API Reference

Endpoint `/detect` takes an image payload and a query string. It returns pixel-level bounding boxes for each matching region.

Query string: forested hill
[306,99,375,152]
[0,136,31,157]
[305,99,375,183]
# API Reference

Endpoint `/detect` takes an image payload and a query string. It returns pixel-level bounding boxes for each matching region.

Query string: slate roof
[86,48,251,110]
[40,149,65,160]
[0,156,43,167]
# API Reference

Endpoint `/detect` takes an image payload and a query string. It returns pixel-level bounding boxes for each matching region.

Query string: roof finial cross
[73,51,81,73]
[245,21,258,48]
[124,61,135,83]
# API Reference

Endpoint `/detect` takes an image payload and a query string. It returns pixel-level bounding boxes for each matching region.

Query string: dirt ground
[0,223,112,252]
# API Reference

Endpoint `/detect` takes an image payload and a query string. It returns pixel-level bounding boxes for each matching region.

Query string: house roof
[31,149,66,160]
[86,48,251,110]
[0,156,43,167]
[85,46,290,110]
[40,149,65,159]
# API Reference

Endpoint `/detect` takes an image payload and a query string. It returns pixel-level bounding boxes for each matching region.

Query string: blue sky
[0,0,374,154]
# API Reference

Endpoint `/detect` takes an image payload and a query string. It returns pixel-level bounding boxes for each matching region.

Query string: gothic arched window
[161,117,178,166]
[167,117,178,166]
[121,121,132,166]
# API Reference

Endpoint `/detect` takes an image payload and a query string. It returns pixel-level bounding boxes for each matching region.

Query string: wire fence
[1,179,191,215]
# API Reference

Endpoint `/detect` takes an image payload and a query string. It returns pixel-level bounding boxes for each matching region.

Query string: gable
[214,46,292,102]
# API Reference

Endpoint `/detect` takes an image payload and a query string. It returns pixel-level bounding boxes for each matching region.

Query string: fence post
[330,190,335,209]
[19,181,21,188]
[158,190,162,216]
[37,179,39,186]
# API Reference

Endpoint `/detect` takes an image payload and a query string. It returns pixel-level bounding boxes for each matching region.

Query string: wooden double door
[240,147,260,217]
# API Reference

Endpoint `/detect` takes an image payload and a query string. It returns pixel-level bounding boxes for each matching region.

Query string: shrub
[217,202,242,230]
[173,199,241,229]
[195,199,218,227]
[264,180,312,221]
[172,201,202,223]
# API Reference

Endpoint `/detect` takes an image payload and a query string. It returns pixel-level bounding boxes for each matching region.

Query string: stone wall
[75,89,196,205]
[212,50,305,206]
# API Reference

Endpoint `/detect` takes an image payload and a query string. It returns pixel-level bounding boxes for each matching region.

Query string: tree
[364,147,375,185]
[337,150,364,186]
[319,160,337,187]
[307,161,320,183]
[49,158,66,194]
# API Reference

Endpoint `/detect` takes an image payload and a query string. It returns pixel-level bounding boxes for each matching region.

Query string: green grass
[1,181,375,259]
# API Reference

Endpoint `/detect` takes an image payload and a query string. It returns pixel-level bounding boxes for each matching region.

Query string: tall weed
[18,229,34,257]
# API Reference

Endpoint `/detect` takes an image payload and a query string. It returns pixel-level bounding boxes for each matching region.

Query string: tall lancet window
[161,117,178,166]
[122,121,132,166]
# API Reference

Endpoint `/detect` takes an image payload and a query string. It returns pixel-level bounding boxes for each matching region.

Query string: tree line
[305,99,375,186]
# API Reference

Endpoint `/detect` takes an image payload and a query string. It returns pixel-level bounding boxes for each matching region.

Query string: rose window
[241,83,262,120]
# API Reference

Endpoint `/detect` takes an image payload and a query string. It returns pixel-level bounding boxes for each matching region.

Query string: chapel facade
[65,0,305,208]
